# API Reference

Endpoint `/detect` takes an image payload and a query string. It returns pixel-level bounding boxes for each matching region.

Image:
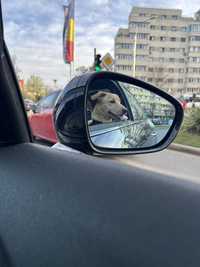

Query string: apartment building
[115,7,200,96]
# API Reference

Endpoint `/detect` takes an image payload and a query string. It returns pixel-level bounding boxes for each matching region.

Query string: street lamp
[132,16,159,77]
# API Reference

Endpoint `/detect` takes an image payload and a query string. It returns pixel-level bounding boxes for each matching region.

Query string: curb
[169,143,200,156]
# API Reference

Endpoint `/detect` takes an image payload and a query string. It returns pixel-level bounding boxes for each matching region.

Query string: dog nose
[122,107,127,115]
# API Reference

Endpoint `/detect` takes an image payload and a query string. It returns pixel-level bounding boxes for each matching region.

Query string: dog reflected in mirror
[88,91,128,125]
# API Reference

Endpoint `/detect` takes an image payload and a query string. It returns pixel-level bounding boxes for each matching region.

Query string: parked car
[28,90,61,143]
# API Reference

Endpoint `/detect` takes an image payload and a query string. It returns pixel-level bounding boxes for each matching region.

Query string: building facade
[114,7,200,96]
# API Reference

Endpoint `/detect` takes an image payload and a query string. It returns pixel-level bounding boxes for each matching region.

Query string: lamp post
[132,16,158,77]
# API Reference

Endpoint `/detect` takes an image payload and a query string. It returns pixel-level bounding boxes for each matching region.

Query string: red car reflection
[28,90,61,143]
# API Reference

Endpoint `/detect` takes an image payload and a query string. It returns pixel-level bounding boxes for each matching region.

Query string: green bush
[183,108,200,135]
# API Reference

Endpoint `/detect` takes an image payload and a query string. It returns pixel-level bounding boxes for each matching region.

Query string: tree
[183,108,200,135]
[24,75,48,102]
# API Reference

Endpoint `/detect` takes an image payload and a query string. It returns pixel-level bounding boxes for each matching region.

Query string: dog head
[90,91,127,123]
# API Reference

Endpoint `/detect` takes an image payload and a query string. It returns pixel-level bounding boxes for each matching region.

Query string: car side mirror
[54,72,183,155]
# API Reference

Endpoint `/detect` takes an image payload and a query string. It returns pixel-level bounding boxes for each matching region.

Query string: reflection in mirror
[86,79,176,150]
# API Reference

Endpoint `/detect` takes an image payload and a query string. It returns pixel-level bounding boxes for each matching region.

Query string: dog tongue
[120,115,128,121]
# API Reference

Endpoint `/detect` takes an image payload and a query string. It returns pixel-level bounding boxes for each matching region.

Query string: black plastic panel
[0,143,200,266]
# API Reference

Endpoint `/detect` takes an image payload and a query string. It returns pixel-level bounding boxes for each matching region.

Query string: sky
[1,0,200,88]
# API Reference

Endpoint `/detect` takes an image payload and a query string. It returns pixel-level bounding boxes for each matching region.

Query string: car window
[118,82,145,120]
[1,0,200,155]
[39,92,60,109]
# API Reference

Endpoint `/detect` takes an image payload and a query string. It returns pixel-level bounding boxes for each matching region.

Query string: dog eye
[110,100,115,103]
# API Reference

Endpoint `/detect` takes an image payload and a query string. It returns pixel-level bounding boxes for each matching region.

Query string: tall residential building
[114,7,200,96]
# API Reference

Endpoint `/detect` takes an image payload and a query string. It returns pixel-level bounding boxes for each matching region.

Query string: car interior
[0,2,200,267]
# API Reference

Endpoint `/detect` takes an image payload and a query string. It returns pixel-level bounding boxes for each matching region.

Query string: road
[112,149,199,183]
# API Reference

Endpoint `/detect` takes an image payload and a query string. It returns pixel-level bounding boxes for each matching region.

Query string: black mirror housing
[54,72,183,155]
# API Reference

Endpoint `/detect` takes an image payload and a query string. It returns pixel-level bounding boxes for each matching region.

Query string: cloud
[1,0,200,88]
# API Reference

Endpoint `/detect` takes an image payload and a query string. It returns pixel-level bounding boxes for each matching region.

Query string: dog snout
[122,106,127,115]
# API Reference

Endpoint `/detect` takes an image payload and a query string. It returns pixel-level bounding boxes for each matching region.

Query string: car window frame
[36,91,61,112]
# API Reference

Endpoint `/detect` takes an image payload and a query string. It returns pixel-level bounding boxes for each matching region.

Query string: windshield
[1,0,199,177]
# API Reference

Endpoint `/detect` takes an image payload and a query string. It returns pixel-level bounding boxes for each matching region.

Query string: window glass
[1,0,200,153]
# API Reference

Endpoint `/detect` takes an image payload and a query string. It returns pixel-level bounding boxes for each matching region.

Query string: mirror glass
[86,79,176,150]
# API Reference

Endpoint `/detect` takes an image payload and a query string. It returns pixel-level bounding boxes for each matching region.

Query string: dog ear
[91,91,106,101]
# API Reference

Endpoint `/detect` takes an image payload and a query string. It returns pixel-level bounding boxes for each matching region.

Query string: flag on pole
[63,0,75,64]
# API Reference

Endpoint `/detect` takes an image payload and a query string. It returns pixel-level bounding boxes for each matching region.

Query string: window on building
[137,44,147,49]
[150,36,156,41]
[189,46,200,52]
[115,43,132,49]
[139,13,146,16]
[169,68,175,73]
[179,58,185,63]
[161,15,167,19]
[150,25,156,30]
[148,67,154,72]
[156,78,163,83]
[161,26,167,31]
[136,65,146,71]
[178,79,184,84]
[160,47,165,52]
[169,58,175,62]
[137,33,148,40]
[129,33,136,39]
[190,36,200,41]
[168,78,174,83]
[171,26,177,31]
[160,36,166,41]
[170,48,176,52]
[172,15,178,20]
[149,46,156,52]
[158,67,164,72]
[148,78,153,82]
[189,24,200,32]
[181,37,186,42]
[130,22,147,28]
[181,26,187,32]
[190,57,200,63]
[116,54,133,60]
[136,55,146,61]
[179,68,185,73]
[116,65,132,71]
[170,37,176,42]
[192,68,200,73]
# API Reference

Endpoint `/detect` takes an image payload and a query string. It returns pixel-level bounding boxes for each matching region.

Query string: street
[112,149,199,183]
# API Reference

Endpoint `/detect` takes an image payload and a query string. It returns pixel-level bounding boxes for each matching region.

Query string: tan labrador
[90,91,127,123]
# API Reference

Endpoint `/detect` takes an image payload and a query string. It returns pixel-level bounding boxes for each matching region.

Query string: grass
[174,130,200,148]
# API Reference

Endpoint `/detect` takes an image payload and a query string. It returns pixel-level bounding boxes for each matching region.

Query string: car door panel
[29,92,60,142]
[42,108,57,143]
[0,143,200,267]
